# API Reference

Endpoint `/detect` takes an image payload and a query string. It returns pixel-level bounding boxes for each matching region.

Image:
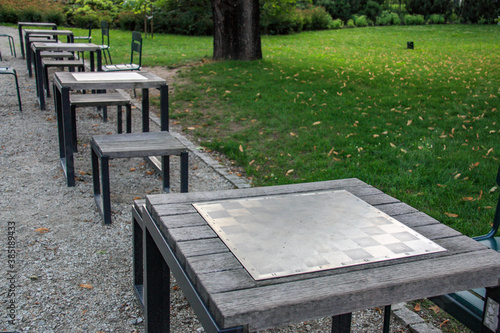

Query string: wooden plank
[375,202,419,216]
[151,203,197,221]
[166,225,216,246]
[189,235,489,305]
[209,250,500,331]
[71,93,131,106]
[146,179,373,210]
[392,211,441,228]
[54,71,166,90]
[186,252,243,282]
[176,238,229,266]
[91,132,187,158]
[158,213,207,229]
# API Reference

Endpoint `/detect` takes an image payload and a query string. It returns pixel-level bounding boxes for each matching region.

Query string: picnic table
[133,179,500,332]
[53,71,169,187]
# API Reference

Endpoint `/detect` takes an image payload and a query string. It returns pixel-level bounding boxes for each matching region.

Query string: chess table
[134,179,500,332]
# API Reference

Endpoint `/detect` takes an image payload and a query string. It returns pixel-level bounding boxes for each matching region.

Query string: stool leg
[44,64,50,97]
[91,147,103,220]
[180,151,188,193]
[101,156,112,224]
[102,106,108,123]
[126,103,132,133]
[161,155,170,193]
[117,105,123,134]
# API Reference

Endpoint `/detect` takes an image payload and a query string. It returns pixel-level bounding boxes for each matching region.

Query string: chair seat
[102,63,140,71]
[71,93,131,107]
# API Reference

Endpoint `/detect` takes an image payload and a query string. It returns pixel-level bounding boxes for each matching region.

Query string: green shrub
[315,0,352,22]
[331,18,344,28]
[347,18,355,27]
[308,5,335,30]
[20,5,43,22]
[391,12,401,25]
[376,10,393,25]
[261,9,299,34]
[404,14,425,25]
[354,14,369,27]
[363,0,381,22]
[117,10,140,31]
[0,4,18,23]
[429,13,445,23]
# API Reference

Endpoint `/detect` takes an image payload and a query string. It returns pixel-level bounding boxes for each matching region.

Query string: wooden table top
[53,71,166,90]
[144,179,500,331]
[31,42,101,52]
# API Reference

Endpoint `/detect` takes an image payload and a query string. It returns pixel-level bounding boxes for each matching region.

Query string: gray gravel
[0,25,436,332]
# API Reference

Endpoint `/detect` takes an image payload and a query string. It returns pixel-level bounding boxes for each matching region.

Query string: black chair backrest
[474,164,500,241]
[130,31,142,68]
[101,21,110,47]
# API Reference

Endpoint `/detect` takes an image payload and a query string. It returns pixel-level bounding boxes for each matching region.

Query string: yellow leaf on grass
[286,169,294,176]
[407,120,412,126]
[429,305,441,314]
[462,197,474,201]
[35,227,50,234]
[239,145,244,152]
[414,303,421,311]
[445,212,459,218]
[313,121,321,126]
[79,283,93,289]
[390,143,396,148]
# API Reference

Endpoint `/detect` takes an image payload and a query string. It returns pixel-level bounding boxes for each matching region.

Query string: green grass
[74,25,499,237]
[168,25,500,237]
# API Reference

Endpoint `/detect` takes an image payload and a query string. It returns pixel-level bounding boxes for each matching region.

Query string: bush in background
[315,0,352,22]
[354,14,369,26]
[376,10,401,25]
[428,13,445,23]
[331,18,344,28]
[0,0,65,25]
[404,14,425,25]
[346,18,355,27]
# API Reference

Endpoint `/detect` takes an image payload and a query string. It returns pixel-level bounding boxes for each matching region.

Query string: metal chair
[0,67,22,111]
[0,34,16,58]
[102,31,142,72]
[100,21,112,65]
[74,24,92,61]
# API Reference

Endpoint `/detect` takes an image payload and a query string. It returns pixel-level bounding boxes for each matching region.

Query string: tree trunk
[212,0,262,61]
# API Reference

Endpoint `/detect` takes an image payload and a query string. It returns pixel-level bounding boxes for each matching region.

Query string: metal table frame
[32,42,102,110]
[24,29,74,77]
[18,22,57,59]
[53,71,168,187]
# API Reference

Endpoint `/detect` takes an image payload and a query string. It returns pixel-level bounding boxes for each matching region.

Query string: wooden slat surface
[144,179,500,331]
[91,131,188,158]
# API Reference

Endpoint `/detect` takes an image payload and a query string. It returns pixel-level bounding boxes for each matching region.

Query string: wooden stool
[90,131,189,224]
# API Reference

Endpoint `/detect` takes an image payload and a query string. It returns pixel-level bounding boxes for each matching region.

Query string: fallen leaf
[429,305,441,314]
[286,169,294,176]
[313,121,321,126]
[390,143,396,148]
[290,132,297,136]
[407,120,412,126]
[249,160,255,165]
[79,283,93,289]
[445,212,459,218]
[133,197,141,200]
[146,170,154,175]
[462,197,474,201]
[454,173,461,179]
[239,145,244,152]
[439,319,450,328]
[414,303,421,311]
[35,227,50,234]
[129,168,136,172]
[490,186,498,193]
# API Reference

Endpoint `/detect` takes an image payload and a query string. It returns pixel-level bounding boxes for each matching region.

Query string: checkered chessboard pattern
[193,190,445,280]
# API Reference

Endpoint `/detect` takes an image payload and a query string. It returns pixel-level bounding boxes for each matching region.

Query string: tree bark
[212,0,262,61]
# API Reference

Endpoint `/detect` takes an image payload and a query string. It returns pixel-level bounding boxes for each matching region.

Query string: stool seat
[91,131,187,158]
[91,131,189,224]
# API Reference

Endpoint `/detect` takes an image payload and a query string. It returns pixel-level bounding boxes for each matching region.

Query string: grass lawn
[75,24,499,237]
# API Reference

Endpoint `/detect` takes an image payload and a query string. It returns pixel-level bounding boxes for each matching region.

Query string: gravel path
[0,25,434,332]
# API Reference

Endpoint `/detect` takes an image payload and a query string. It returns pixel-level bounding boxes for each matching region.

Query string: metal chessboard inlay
[193,190,446,280]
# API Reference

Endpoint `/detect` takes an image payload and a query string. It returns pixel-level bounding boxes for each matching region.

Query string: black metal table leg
[180,151,189,193]
[332,313,351,333]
